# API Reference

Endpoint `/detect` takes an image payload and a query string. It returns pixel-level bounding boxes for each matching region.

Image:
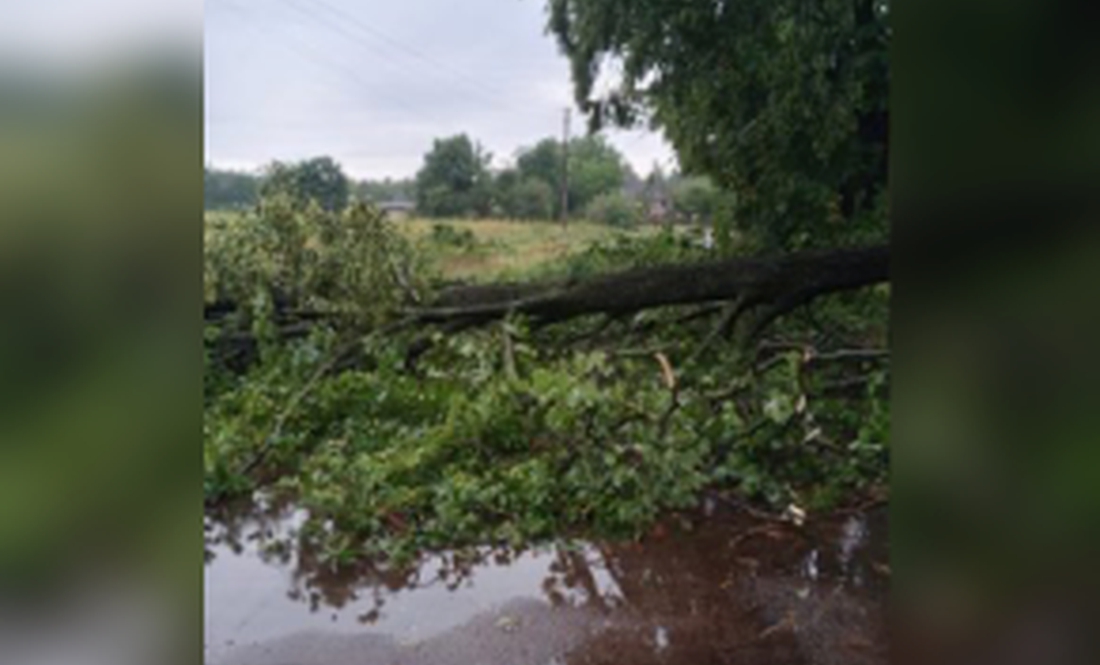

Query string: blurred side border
[0,14,202,665]
[893,0,1100,662]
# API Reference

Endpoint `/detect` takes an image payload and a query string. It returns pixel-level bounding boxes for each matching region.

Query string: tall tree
[491,167,520,217]
[259,156,350,213]
[415,134,493,218]
[514,138,562,211]
[568,135,629,215]
[511,178,556,220]
[547,0,889,251]
[490,165,556,220]
[515,135,627,218]
[669,175,723,223]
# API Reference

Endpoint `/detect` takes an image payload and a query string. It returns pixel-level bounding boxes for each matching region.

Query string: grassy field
[205,210,662,283]
[398,217,658,281]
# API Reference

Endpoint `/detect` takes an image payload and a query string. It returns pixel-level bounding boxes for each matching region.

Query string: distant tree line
[206,137,733,228]
[204,167,259,211]
[352,177,415,205]
[413,132,732,227]
[205,157,351,213]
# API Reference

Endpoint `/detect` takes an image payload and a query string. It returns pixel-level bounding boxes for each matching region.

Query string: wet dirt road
[204,496,888,665]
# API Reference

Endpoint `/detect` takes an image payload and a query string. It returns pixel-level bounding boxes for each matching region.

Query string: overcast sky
[204,0,676,180]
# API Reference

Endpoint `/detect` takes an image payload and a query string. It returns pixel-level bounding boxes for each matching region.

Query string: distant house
[377,200,415,221]
[645,192,672,223]
[640,183,673,225]
[622,174,646,200]
[622,176,673,224]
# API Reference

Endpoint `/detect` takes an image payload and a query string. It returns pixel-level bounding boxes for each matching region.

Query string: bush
[428,223,479,251]
[670,176,721,222]
[203,197,425,324]
[508,178,555,220]
[584,191,640,228]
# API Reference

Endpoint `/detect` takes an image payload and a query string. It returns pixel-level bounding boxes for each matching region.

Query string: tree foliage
[548,0,890,250]
[510,177,557,220]
[204,211,889,564]
[204,198,424,326]
[568,135,630,215]
[415,134,494,218]
[515,135,628,218]
[666,175,740,245]
[259,156,351,213]
[669,175,720,222]
[205,166,260,210]
[353,176,415,204]
[585,190,640,227]
[203,0,892,569]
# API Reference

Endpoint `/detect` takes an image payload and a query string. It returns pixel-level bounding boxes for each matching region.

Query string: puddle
[205,494,888,665]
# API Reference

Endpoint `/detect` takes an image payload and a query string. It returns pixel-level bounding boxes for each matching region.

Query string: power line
[209,0,620,176]
[211,0,469,174]
[272,0,458,106]
[239,0,526,127]
[213,0,442,125]
[284,0,520,111]
[271,0,435,80]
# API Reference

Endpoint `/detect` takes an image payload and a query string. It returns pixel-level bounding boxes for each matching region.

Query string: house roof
[377,200,415,211]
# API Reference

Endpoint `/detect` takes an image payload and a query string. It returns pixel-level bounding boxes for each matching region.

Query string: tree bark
[207,243,889,372]
[410,243,889,334]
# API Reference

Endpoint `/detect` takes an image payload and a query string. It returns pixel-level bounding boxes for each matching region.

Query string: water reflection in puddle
[205,495,888,665]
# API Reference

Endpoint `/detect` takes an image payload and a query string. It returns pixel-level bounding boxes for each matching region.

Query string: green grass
[398,217,659,282]
[205,209,664,283]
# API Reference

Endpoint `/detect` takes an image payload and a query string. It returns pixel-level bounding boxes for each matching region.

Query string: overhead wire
[269,0,525,116]
[210,0,446,126]
[209,0,670,173]
[288,0,518,104]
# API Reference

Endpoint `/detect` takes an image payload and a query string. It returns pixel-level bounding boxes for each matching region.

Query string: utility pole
[560,107,571,229]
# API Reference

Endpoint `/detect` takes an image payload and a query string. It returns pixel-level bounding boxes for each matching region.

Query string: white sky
[203,0,677,180]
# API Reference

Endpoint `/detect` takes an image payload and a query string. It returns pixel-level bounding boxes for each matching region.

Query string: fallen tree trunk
[411,243,889,334]
[206,243,889,373]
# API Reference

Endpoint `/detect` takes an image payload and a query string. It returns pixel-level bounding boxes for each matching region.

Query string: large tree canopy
[515,135,628,218]
[259,156,351,213]
[415,134,494,218]
[492,167,556,220]
[548,0,890,251]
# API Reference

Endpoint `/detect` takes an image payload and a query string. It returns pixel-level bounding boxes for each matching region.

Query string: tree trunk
[412,243,889,333]
[206,243,890,372]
